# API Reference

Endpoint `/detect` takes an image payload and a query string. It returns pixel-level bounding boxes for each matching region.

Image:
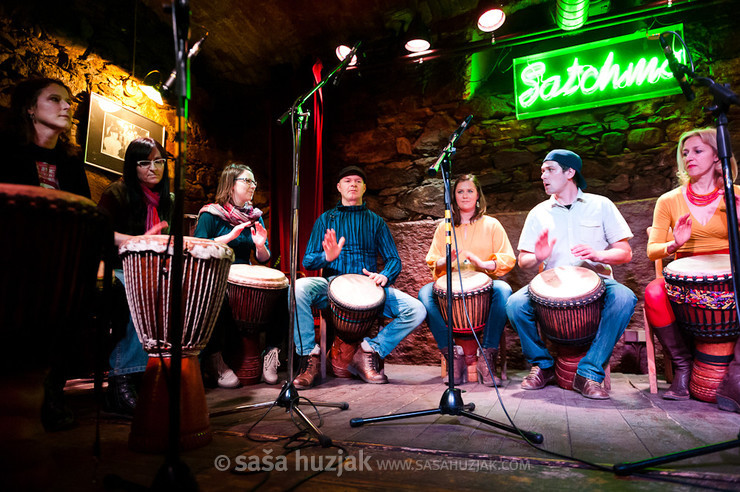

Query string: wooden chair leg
[319,313,327,381]
[644,310,659,394]
[499,327,507,381]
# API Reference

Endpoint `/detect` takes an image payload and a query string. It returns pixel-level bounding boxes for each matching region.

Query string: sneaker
[262,347,281,385]
[210,352,239,388]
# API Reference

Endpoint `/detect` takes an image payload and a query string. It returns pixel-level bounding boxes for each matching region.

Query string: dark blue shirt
[194,212,268,265]
[302,202,401,285]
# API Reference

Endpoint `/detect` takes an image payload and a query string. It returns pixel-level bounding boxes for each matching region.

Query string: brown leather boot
[441,346,466,385]
[653,323,692,400]
[476,347,501,387]
[331,338,358,378]
[292,355,320,389]
[348,344,388,384]
[715,339,740,413]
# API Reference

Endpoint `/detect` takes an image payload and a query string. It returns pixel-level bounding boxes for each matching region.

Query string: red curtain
[268,60,324,278]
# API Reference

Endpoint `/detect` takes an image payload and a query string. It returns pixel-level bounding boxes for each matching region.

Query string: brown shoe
[573,374,609,399]
[521,365,555,390]
[331,338,358,378]
[292,355,320,389]
[476,347,501,387]
[348,345,388,384]
[441,345,466,385]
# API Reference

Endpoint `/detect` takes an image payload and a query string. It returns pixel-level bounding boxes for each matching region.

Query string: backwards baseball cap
[336,165,366,183]
[543,149,587,190]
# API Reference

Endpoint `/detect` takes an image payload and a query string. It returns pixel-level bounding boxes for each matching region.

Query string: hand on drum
[672,213,692,250]
[362,268,388,287]
[534,229,556,263]
[323,229,345,262]
[250,221,268,248]
[571,244,601,262]
[145,221,169,236]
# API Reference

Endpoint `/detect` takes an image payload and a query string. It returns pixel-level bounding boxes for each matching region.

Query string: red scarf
[140,184,161,232]
[198,202,262,227]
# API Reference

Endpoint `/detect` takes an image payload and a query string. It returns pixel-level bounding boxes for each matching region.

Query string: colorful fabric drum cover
[528,266,605,346]
[432,270,493,336]
[663,254,739,340]
[328,274,386,343]
[120,235,234,356]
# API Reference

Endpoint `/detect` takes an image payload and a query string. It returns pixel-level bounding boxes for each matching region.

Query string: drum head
[228,264,289,290]
[433,270,492,294]
[120,235,234,261]
[328,274,385,310]
[663,254,732,279]
[529,266,602,301]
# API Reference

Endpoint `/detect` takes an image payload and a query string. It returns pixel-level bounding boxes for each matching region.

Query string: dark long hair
[8,77,73,147]
[122,137,172,231]
[451,174,487,226]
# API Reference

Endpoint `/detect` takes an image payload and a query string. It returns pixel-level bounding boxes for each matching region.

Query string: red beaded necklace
[686,183,721,206]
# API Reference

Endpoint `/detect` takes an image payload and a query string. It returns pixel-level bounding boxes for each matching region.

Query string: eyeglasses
[136,158,167,169]
[235,177,258,187]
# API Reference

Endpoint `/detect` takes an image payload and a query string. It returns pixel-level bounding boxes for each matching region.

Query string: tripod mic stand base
[350,387,543,444]
[209,381,348,449]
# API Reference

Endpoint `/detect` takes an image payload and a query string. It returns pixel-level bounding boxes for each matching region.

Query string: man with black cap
[291,165,426,388]
[505,149,637,399]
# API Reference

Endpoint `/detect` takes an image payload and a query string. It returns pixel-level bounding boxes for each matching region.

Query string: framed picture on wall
[84,93,165,175]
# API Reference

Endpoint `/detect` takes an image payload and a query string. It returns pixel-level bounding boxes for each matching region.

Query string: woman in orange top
[646,127,738,407]
[418,174,515,386]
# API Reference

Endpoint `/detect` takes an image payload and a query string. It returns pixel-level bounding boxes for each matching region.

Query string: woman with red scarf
[97,137,171,416]
[646,127,739,407]
[195,163,272,387]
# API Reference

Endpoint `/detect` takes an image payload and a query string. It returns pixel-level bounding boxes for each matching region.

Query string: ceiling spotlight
[556,0,590,31]
[140,70,164,105]
[404,16,431,53]
[477,6,506,32]
[335,45,358,66]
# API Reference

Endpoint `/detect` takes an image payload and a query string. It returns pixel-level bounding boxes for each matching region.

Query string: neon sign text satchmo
[513,25,684,119]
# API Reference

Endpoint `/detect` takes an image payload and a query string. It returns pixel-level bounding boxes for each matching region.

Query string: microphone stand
[151,1,196,489]
[209,50,353,447]
[348,126,543,445]
[614,55,740,476]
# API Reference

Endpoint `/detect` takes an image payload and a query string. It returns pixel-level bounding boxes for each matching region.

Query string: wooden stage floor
[7,364,740,491]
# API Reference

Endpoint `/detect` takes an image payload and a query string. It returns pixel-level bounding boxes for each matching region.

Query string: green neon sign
[513,25,685,119]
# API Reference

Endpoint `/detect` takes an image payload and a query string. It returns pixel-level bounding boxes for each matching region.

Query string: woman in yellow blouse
[418,174,515,386]
[646,127,738,407]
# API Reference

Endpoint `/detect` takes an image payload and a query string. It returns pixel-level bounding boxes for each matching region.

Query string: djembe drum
[663,254,739,402]
[433,270,493,382]
[226,265,289,385]
[529,266,606,390]
[120,235,234,452]
[327,274,386,377]
[0,184,107,446]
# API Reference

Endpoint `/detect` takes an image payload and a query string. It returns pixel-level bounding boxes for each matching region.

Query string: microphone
[161,34,208,94]
[659,33,695,101]
[333,42,361,87]
[427,115,473,176]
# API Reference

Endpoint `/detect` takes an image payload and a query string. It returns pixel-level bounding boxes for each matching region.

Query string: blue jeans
[293,276,427,358]
[108,269,149,376]
[505,278,637,383]
[418,279,512,350]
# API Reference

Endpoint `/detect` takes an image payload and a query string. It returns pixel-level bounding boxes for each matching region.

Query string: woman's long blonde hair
[676,127,737,186]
